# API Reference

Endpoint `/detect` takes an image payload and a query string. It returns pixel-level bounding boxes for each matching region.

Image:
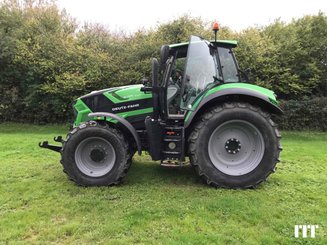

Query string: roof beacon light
[212,21,220,42]
[212,21,220,31]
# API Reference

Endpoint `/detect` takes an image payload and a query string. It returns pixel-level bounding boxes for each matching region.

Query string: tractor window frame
[218,47,240,83]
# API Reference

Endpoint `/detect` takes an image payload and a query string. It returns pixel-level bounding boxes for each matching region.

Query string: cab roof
[168,39,237,58]
[169,39,238,49]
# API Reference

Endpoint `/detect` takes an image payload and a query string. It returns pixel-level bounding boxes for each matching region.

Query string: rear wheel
[188,102,282,188]
[61,121,130,186]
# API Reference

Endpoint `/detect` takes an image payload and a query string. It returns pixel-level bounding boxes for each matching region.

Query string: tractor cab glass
[218,47,239,83]
[180,36,219,109]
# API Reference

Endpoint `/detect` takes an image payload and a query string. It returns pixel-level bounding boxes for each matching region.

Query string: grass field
[0,123,326,244]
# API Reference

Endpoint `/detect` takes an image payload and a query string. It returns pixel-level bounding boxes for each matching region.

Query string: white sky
[56,0,326,33]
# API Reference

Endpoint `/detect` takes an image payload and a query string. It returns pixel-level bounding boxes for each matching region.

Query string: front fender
[184,84,283,128]
[88,112,142,155]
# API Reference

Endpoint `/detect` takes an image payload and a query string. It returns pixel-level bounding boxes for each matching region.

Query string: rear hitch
[39,136,63,152]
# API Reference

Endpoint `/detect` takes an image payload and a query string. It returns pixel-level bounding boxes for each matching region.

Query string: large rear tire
[188,102,282,188]
[61,121,130,186]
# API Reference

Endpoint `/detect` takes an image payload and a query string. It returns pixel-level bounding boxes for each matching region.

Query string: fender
[88,112,142,155]
[185,87,283,128]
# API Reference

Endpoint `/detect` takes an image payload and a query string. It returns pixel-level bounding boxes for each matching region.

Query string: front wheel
[61,122,130,186]
[188,102,282,188]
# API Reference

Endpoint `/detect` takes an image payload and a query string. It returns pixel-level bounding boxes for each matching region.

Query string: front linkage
[39,136,63,152]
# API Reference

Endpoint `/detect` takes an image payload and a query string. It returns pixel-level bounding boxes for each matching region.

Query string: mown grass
[0,123,326,244]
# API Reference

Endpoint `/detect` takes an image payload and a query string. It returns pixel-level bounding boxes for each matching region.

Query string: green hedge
[275,97,327,131]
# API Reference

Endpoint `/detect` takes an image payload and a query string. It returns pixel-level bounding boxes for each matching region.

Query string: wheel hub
[90,148,106,162]
[225,138,241,154]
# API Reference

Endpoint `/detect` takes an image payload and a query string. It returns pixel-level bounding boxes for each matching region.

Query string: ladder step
[162,151,180,155]
[165,127,183,130]
[163,138,181,142]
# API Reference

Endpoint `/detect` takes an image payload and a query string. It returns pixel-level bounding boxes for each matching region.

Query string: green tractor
[40,31,282,188]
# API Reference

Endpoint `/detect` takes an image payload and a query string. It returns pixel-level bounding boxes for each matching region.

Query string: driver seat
[167,84,179,105]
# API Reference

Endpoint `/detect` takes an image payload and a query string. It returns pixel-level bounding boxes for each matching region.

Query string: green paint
[104,84,152,104]
[73,99,92,127]
[206,83,276,99]
[184,94,205,122]
[184,83,278,123]
[210,40,238,46]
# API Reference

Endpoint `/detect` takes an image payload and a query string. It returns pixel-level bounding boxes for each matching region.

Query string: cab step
[162,126,185,161]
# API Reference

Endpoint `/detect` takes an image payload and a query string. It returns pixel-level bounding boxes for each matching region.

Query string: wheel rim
[75,137,116,177]
[208,120,265,176]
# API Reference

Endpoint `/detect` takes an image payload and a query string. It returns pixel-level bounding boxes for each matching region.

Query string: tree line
[0,0,326,123]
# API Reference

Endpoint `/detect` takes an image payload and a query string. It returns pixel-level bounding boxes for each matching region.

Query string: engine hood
[78,84,153,115]
[80,84,150,101]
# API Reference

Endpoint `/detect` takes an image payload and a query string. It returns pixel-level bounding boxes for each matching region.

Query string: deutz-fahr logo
[112,103,140,112]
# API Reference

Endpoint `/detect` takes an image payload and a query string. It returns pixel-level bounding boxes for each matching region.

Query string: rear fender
[184,87,283,128]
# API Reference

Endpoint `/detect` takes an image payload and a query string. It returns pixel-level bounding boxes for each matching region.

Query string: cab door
[179,36,219,110]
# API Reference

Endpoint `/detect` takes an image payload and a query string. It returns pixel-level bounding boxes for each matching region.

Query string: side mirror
[151,58,160,119]
[160,45,170,71]
[141,78,149,86]
[151,58,159,88]
[140,58,159,93]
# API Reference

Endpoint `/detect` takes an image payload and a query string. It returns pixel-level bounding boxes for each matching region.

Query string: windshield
[180,36,218,108]
[218,47,239,83]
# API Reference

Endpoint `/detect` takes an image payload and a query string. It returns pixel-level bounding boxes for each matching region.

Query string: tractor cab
[151,35,240,121]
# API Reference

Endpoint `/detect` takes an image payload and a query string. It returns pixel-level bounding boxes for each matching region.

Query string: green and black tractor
[40,30,282,188]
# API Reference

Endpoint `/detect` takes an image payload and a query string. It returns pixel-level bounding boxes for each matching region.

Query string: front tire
[188,102,282,188]
[61,122,130,186]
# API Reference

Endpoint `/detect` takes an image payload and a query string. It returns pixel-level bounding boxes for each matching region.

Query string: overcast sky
[56,0,326,33]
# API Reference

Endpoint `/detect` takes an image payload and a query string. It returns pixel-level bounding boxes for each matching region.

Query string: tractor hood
[79,84,153,113]
[73,84,153,127]
[80,84,150,101]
